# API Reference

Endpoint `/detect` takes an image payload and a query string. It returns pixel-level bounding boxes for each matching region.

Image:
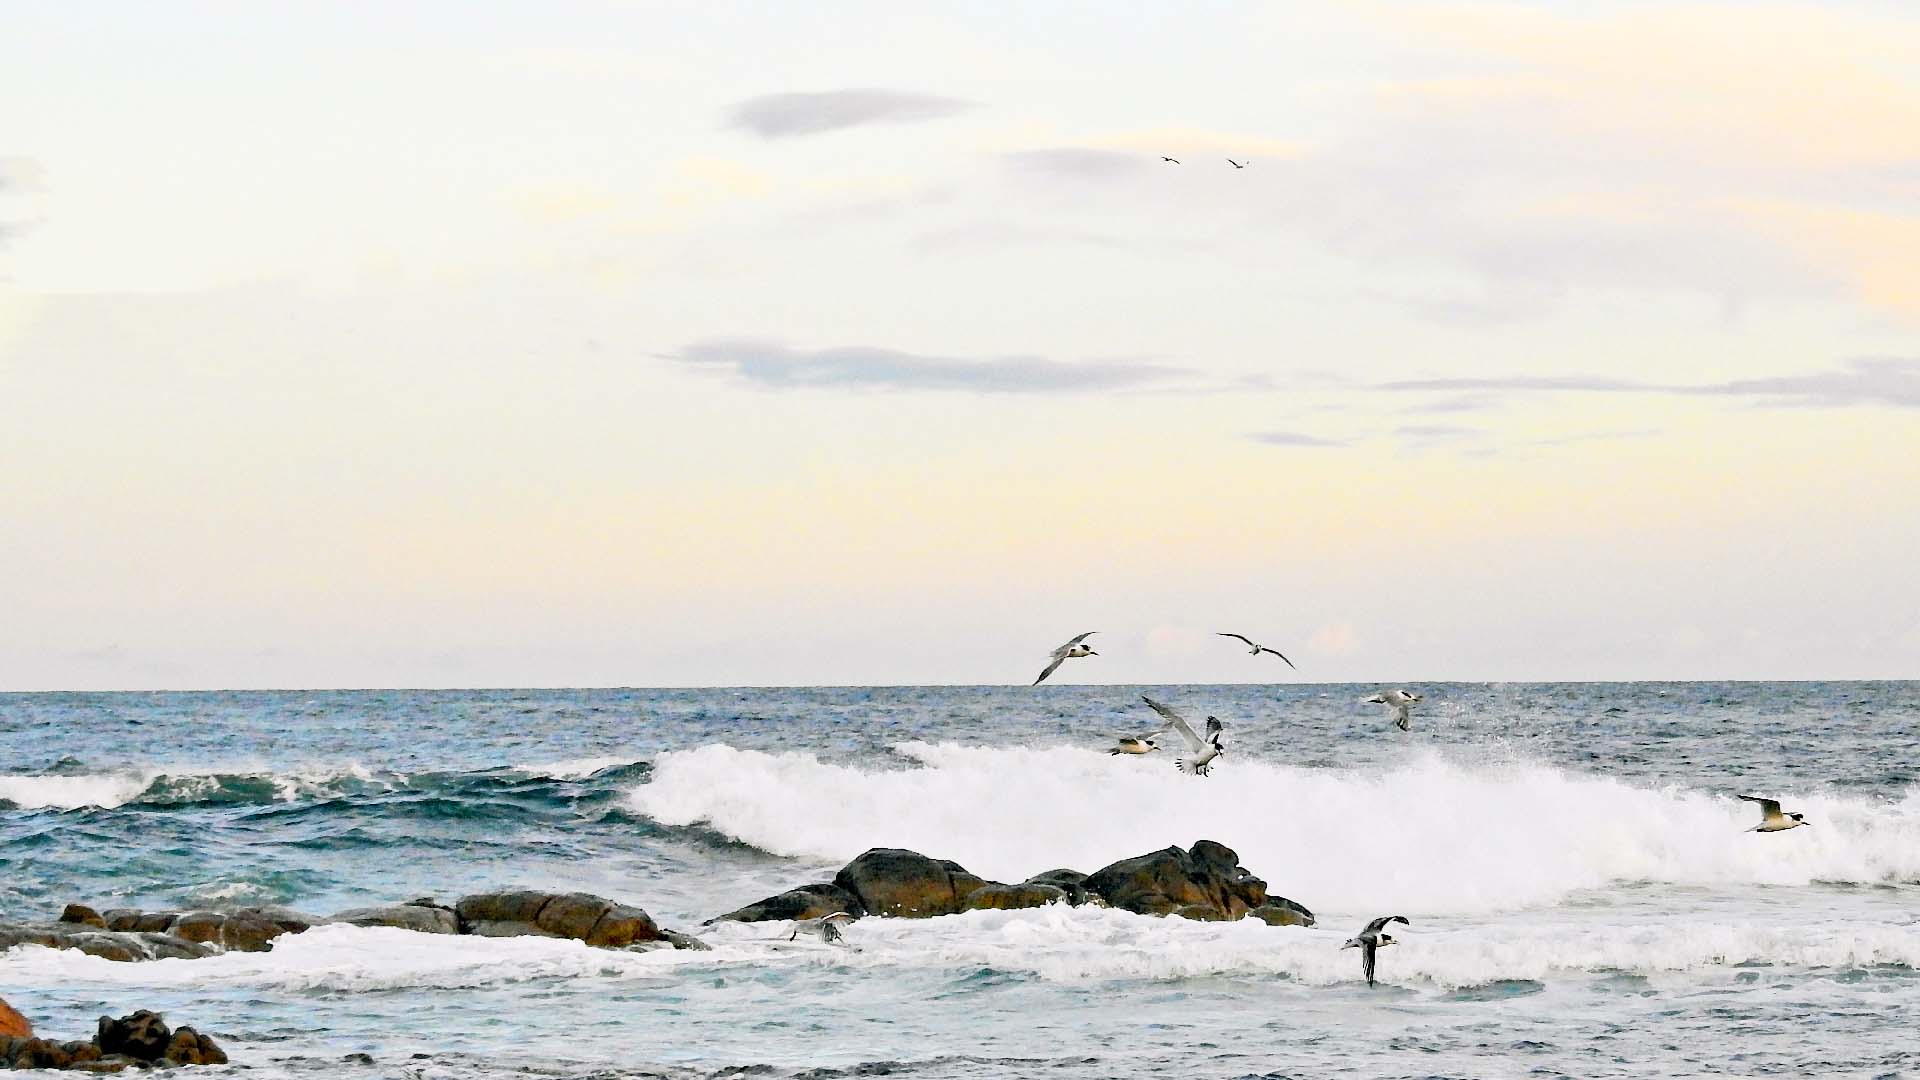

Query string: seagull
[1366,688,1422,731]
[1033,632,1097,686]
[789,911,856,944]
[1160,156,1180,164]
[1107,724,1171,755]
[1217,632,1296,669]
[1227,158,1246,169]
[1342,915,1410,987]
[1739,795,1811,832]
[1141,696,1225,777]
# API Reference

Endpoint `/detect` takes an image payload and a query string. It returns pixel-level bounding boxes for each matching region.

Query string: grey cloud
[1250,430,1345,447]
[674,339,1192,393]
[1003,148,1148,180]
[1379,359,1920,408]
[726,89,973,138]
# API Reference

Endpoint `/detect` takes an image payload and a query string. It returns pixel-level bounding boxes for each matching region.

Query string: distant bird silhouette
[1740,795,1811,832]
[1217,633,1295,669]
[1160,156,1180,164]
[1366,688,1423,731]
[1343,915,1410,986]
[1141,696,1225,777]
[1033,632,1098,686]
[1227,158,1246,169]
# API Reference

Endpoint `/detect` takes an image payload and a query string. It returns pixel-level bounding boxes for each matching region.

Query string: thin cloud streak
[1249,430,1346,447]
[674,339,1193,394]
[1380,359,1920,409]
[725,89,973,138]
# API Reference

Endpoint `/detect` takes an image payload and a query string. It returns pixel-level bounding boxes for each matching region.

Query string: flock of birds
[793,629,1819,988]
[1160,155,1248,169]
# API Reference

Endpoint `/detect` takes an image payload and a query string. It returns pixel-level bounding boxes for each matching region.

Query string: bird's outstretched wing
[1258,647,1297,669]
[1363,915,1411,934]
[1218,632,1256,648]
[1738,795,1783,816]
[1033,656,1067,686]
[1204,715,1224,738]
[1141,695,1203,751]
[1065,631,1097,646]
[1361,939,1378,986]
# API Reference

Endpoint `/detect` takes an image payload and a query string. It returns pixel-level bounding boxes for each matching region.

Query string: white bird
[1141,695,1225,777]
[1739,795,1811,833]
[1107,723,1171,755]
[1217,632,1296,669]
[1033,632,1097,686]
[1366,688,1422,731]
[1342,915,1410,986]
[789,911,856,944]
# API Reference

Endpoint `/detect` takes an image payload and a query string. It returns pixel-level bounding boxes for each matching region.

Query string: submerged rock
[1081,840,1276,922]
[833,848,989,918]
[706,882,865,924]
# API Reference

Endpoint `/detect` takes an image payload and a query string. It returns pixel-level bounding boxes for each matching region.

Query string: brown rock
[330,904,459,934]
[533,893,613,940]
[162,1026,227,1066]
[60,905,108,929]
[1083,840,1270,921]
[1248,899,1316,927]
[0,996,30,1038]
[962,882,1070,911]
[9,1037,72,1069]
[96,1010,172,1061]
[706,882,864,924]
[1023,869,1096,906]
[452,890,662,947]
[833,848,989,918]
[583,904,661,948]
[453,890,552,927]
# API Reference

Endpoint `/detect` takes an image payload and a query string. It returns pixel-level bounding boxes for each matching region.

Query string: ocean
[3,683,1917,1078]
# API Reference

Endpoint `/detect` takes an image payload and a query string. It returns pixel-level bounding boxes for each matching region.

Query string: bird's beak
[1087,649,1098,655]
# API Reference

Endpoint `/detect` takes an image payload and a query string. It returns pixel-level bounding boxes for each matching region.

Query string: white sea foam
[629,743,1920,915]
[0,762,396,810]
[514,756,641,780]
[0,771,152,811]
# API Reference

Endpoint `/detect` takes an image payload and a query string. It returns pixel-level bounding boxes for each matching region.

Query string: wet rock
[161,1026,227,1066]
[331,903,459,935]
[96,1011,171,1061]
[59,905,107,929]
[1083,840,1271,921]
[169,910,290,952]
[102,910,174,934]
[0,923,215,962]
[962,882,1069,911]
[833,848,989,918]
[660,928,712,951]
[452,890,662,947]
[1022,869,1096,906]
[706,882,864,924]
[7,1037,73,1069]
[0,997,30,1038]
[1248,899,1316,927]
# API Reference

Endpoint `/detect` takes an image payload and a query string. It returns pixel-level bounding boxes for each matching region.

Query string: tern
[1160,156,1180,164]
[1108,723,1171,755]
[1033,632,1097,686]
[789,912,856,944]
[1141,695,1225,777]
[1342,915,1410,986]
[1227,158,1246,169]
[1217,632,1296,669]
[1366,688,1422,731]
[1739,795,1811,833]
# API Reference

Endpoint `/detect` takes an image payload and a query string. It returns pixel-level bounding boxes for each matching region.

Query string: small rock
[962,882,1069,911]
[0,996,30,1038]
[706,882,863,924]
[162,1026,227,1066]
[59,905,108,929]
[1248,899,1316,927]
[833,848,988,918]
[659,929,712,951]
[96,1011,171,1062]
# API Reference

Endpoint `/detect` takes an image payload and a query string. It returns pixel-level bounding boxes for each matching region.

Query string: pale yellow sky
[1,2,1915,688]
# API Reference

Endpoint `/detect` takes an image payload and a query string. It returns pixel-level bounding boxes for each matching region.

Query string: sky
[1,1,1916,690]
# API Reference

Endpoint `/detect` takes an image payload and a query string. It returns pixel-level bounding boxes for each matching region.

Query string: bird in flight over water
[1227,158,1247,169]
[1343,915,1410,986]
[1033,632,1098,686]
[790,912,855,944]
[1141,695,1225,777]
[1217,632,1296,669]
[1160,155,1180,164]
[1366,688,1422,731]
[1739,795,1811,832]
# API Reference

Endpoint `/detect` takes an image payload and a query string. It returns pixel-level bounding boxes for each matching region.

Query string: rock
[581,903,660,948]
[706,882,864,924]
[331,904,459,935]
[0,923,215,962]
[659,929,712,951]
[1082,840,1270,921]
[833,848,989,918]
[1248,899,1316,927]
[162,1026,227,1066]
[452,890,662,947]
[962,882,1069,911]
[59,905,107,929]
[169,911,290,952]
[1022,869,1097,906]
[453,890,551,927]
[8,1037,73,1069]
[102,910,174,934]
[0,997,30,1038]
[96,1011,171,1062]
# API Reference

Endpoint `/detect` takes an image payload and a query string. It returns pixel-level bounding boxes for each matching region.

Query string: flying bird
[1342,915,1410,986]
[1033,632,1098,686]
[1141,696,1225,777]
[789,912,856,944]
[1739,795,1811,833]
[1108,725,1169,755]
[1217,633,1296,669]
[1160,155,1180,163]
[1227,158,1246,169]
[1366,688,1423,731]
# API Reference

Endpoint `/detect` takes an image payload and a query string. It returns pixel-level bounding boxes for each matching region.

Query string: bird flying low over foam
[1108,725,1170,755]
[1739,794,1811,833]
[1217,633,1296,669]
[1366,688,1422,731]
[1342,915,1410,987]
[1033,632,1097,686]
[789,911,856,944]
[1140,695,1225,777]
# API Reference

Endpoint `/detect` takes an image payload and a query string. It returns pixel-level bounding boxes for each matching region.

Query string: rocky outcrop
[707,882,864,924]
[454,890,662,948]
[1248,898,1316,927]
[0,997,29,1039]
[834,848,989,918]
[1022,869,1100,906]
[0,1009,225,1071]
[1083,840,1274,921]
[0,922,215,962]
[962,882,1069,911]
[331,898,459,935]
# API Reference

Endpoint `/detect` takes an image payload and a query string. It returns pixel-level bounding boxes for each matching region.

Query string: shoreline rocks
[0,1008,227,1071]
[0,998,29,1039]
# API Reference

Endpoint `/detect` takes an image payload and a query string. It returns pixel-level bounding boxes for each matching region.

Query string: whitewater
[3,683,1917,1079]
